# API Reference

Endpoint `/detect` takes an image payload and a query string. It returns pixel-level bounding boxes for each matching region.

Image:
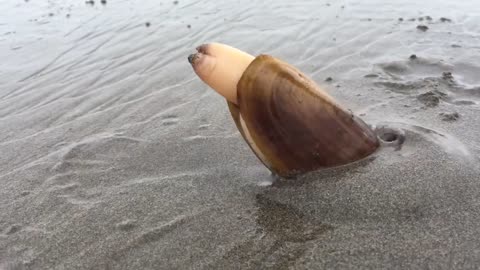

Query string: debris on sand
[442,71,454,81]
[440,17,452,22]
[417,91,446,107]
[85,0,94,5]
[440,112,460,122]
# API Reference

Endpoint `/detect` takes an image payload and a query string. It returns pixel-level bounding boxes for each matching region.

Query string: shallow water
[1,0,480,269]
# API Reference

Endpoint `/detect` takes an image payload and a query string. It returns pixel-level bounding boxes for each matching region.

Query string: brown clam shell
[227,55,379,177]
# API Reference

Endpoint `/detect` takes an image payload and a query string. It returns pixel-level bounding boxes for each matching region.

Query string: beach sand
[1,0,480,269]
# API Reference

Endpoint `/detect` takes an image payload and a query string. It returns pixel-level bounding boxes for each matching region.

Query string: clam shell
[227,55,379,177]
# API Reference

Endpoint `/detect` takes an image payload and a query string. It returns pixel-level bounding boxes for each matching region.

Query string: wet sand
[1,0,480,269]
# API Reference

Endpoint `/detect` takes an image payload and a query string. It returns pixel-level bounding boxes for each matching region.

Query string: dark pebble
[101,0,106,4]
[398,17,403,21]
[325,77,333,82]
[409,54,417,60]
[145,22,151,27]
[440,17,452,22]
[426,16,432,21]
[418,17,424,21]
[417,25,428,31]
[85,0,94,5]
[451,44,461,48]
[173,0,179,4]
[187,24,191,29]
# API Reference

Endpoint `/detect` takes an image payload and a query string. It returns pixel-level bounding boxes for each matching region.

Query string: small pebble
[426,16,432,21]
[116,220,137,231]
[145,22,151,27]
[187,24,191,29]
[398,17,404,21]
[101,0,106,4]
[440,17,452,22]
[325,77,333,82]
[173,0,179,4]
[85,0,94,5]
[409,54,417,60]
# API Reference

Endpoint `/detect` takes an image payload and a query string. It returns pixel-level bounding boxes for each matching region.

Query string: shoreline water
[1,0,480,269]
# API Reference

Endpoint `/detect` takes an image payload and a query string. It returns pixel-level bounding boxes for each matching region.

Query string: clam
[188,43,379,177]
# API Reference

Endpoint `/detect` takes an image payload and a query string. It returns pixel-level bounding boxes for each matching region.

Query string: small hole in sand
[379,132,398,142]
[374,126,406,150]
